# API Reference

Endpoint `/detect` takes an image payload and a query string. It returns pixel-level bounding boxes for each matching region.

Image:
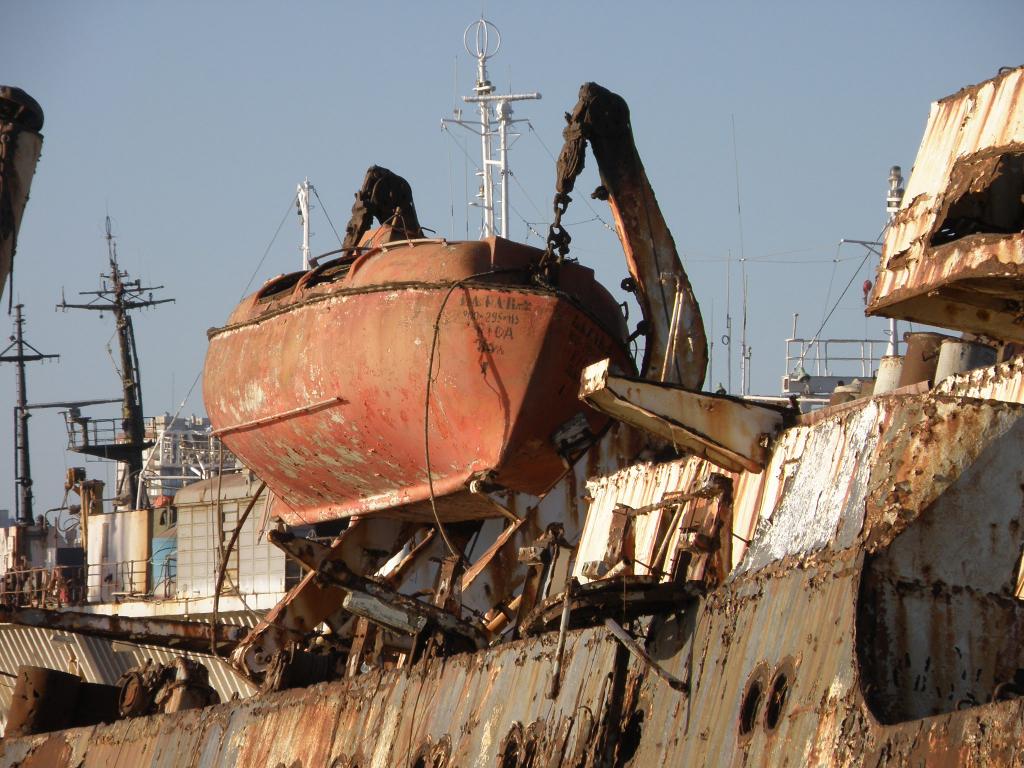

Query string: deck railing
[0,558,178,609]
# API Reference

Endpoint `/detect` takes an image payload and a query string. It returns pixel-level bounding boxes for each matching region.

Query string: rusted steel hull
[204,238,630,525]
[8,387,1024,765]
[5,560,1024,766]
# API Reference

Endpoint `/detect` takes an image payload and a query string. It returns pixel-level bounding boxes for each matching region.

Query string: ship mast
[443,18,540,240]
[58,217,174,509]
[885,165,904,356]
[0,304,57,525]
[297,178,313,270]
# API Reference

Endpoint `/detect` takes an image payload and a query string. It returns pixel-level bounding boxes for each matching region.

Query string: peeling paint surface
[868,65,1024,339]
[6,390,1024,765]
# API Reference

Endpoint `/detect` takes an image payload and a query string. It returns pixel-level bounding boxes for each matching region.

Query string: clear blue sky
[2,1,1022,518]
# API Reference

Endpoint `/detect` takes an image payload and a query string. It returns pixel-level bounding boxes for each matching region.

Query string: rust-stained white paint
[868,66,1024,338]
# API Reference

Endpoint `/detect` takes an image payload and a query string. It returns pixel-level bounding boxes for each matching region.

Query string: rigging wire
[240,193,299,300]
[311,186,343,247]
[527,121,615,233]
[506,169,546,223]
[443,128,547,243]
[798,244,875,365]
[819,250,841,338]
[424,269,518,559]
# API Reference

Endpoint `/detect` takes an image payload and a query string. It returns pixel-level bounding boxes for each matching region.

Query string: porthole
[739,677,764,736]
[738,664,770,739]
[764,671,790,730]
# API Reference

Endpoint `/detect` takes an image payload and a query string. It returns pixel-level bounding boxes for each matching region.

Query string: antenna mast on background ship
[443,18,540,239]
[0,304,58,526]
[58,217,174,510]
[885,166,904,356]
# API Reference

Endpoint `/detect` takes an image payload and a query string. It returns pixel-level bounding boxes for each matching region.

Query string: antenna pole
[443,18,540,241]
[297,179,313,270]
[885,166,904,356]
[740,264,750,395]
[58,217,174,510]
[475,55,495,238]
[0,304,58,526]
[496,101,510,239]
[725,253,733,394]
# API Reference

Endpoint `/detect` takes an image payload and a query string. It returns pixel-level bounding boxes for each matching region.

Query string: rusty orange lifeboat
[203,234,632,525]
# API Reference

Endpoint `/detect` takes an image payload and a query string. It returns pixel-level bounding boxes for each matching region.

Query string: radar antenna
[442,18,540,241]
[57,217,174,510]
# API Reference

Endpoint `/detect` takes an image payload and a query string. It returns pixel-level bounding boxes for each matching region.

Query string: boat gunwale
[206,276,633,367]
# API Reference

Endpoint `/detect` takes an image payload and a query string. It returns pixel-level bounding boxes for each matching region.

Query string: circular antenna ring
[464,18,501,62]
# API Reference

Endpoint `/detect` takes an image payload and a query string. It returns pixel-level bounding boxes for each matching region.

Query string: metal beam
[269,530,487,649]
[0,607,247,654]
[579,358,786,473]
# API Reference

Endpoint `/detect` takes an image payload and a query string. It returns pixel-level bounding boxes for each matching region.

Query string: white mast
[885,165,904,356]
[297,178,313,270]
[443,18,540,240]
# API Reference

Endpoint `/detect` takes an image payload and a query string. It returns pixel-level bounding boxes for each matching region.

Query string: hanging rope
[424,269,518,558]
[240,193,299,299]
[210,480,267,656]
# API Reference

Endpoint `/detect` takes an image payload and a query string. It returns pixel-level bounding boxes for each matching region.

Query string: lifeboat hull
[204,238,631,525]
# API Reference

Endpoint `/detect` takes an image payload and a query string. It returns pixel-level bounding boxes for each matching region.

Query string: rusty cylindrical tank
[5,666,80,737]
[897,332,957,388]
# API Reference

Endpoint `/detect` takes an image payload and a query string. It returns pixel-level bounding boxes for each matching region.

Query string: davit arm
[546,82,708,389]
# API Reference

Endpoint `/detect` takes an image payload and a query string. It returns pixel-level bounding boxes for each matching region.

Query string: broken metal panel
[738,400,880,574]
[867,66,1024,339]
[574,459,700,583]
[580,358,785,472]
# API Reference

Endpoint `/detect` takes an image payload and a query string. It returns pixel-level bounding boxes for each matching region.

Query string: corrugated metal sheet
[175,495,282,600]
[0,619,257,732]
[575,460,695,582]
